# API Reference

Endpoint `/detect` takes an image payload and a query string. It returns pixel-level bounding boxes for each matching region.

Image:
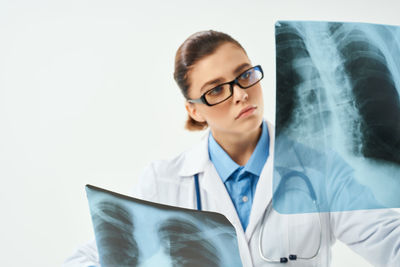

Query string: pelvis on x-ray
[86,185,243,267]
[274,21,400,211]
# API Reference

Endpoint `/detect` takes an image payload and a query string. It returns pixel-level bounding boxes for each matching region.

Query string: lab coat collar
[177,122,305,177]
[177,130,211,177]
[177,121,270,178]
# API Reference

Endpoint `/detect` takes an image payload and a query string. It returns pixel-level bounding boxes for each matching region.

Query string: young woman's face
[186,42,264,137]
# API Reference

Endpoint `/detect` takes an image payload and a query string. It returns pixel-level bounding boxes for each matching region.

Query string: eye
[208,86,224,96]
[240,70,252,80]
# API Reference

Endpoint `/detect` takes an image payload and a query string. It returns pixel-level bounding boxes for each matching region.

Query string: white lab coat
[64,121,400,267]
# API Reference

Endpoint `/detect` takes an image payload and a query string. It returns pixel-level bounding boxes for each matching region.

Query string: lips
[236,105,257,119]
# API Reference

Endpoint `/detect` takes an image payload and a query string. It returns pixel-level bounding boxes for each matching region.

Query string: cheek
[250,86,264,106]
[200,103,232,123]
[252,85,263,98]
[209,107,228,119]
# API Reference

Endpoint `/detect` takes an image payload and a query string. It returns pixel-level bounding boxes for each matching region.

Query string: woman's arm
[62,240,99,267]
[327,153,400,266]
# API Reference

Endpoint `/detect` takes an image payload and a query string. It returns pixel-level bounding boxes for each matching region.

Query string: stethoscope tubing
[259,170,322,263]
[193,171,322,263]
[194,173,202,211]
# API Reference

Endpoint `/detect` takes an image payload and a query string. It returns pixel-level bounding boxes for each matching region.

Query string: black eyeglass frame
[187,65,264,106]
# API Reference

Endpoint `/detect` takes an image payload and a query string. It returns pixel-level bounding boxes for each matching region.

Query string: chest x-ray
[274,21,400,213]
[85,185,243,267]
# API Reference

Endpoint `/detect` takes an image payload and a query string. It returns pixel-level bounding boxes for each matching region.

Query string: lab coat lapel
[179,132,252,266]
[245,122,275,239]
[202,161,244,232]
[177,131,243,232]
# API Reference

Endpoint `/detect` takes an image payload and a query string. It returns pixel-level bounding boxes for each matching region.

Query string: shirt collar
[208,121,270,182]
[208,132,240,182]
[243,120,270,176]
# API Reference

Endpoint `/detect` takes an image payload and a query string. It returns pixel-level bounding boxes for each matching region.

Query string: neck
[211,123,263,166]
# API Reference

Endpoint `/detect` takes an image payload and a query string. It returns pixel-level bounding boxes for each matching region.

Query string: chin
[236,115,263,133]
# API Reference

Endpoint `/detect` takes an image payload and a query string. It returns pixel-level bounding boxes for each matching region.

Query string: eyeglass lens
[205,67,262,105]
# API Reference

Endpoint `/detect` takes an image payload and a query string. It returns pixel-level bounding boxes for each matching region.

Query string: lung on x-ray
[273,21,400,214]
[85,184,243,267]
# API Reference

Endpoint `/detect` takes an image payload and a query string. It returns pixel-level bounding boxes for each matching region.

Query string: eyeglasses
[187,65,264,106]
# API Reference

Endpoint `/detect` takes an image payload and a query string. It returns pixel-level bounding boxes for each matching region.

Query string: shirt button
[242,196,248,202]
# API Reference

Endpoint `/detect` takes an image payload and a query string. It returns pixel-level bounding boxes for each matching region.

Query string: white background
[1,0,399,266]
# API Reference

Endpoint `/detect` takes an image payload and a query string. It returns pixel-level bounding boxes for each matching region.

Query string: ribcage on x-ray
[329,23,400,163]
[275,21,400,165]
[276,22,312,134]
[158,218,220,267]
[275,23,330,145]
[93,201,222,267]
[93,202,139,266]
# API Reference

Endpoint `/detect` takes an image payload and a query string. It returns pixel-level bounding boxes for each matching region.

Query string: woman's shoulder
[143,151,188,178]
[140,135,209,180]
[132,154,188,201]
[133,138,208,202]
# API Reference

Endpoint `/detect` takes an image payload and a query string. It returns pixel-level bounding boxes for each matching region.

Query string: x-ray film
[273,21,400,214]
[85,184,243,267]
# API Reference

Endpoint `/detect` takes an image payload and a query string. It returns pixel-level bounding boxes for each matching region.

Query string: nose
[232,83,248,104]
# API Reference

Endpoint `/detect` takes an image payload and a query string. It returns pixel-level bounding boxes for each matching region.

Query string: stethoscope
[193,170,322,264]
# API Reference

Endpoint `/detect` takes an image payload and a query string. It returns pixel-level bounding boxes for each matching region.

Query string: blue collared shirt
[208,121,270,230]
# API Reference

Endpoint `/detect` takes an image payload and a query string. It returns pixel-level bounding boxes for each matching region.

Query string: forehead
[188,42,251,94]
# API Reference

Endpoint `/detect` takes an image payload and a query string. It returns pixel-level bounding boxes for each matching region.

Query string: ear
[185,101,206,123]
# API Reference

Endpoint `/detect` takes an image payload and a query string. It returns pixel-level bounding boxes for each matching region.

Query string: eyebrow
[200,63,252,93]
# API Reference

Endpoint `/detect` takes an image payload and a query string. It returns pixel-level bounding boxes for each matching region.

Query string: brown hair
[173,30,246,131]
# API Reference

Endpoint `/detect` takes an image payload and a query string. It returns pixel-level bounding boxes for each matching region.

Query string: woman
[64,30,400,267]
